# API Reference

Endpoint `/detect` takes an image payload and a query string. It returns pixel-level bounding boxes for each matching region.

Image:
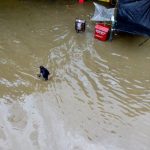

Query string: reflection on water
[0,0,150,150]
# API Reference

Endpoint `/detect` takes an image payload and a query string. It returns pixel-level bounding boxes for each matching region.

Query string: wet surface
[0,0,150,150]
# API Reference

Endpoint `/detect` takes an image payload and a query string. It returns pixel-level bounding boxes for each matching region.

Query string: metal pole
[109,0,118,41]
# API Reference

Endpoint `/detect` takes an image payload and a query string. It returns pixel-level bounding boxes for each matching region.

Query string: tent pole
[109,0,118,41]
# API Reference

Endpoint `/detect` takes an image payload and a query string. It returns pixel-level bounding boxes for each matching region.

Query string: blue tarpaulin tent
[115,0,150,36]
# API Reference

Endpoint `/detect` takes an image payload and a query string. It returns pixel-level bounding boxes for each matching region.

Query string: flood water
[0,0,150,150]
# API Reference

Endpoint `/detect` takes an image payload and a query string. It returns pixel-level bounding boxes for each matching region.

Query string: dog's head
[40,66,44,69]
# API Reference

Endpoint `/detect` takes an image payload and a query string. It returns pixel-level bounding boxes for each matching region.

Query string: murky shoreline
[0,0,150,150]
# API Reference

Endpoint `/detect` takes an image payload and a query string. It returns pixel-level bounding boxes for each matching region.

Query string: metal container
[75,19,86,33]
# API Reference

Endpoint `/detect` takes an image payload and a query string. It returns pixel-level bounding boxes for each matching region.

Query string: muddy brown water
[0,0,150,150]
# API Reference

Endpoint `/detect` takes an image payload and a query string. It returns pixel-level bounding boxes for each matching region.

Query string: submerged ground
[0,0,150,150]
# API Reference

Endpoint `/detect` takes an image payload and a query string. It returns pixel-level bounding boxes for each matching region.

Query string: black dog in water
[38,66,50,81]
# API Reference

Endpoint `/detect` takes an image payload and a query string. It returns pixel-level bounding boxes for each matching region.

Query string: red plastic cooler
[94,23,110,41]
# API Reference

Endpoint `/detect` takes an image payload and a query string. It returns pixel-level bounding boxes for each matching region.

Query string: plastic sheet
[91,3,114,22]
